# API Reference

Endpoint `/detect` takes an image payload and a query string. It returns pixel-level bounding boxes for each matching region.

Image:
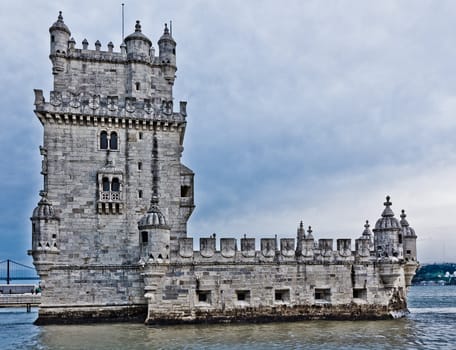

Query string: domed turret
[30,192,60,252]
[373,196,403,259]
[138,197,168,229]
[158,23,176,65]
[138,196,171,262]
[138,133,170,262]
[49,11,70,55]
[124,20,152,59]
[29,192,60,282]
[32,195,57,220]
[400,210,418,261]
[360,220,374,249]
[400,209,419,286]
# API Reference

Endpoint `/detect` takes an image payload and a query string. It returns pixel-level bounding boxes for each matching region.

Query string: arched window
[102,177,110,192]
[110,132,118,150]
[111,178,120,192]
[100,131,108,149]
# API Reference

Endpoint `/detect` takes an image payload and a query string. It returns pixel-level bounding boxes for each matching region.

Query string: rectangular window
[141,231,148,244]
[138,190,143,199]
[181,186,191,197]
[274,289,290,303]
[138,162,142,171]
[197,290,211,304]
[315,288,331,302]
[138,132,143,140]
[353,288,367,300]
[406,250,411,255]
[236,290,250,302]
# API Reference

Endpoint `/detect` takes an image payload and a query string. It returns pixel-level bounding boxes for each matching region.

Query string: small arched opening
[100,131,108,149]
[110,132,118,150]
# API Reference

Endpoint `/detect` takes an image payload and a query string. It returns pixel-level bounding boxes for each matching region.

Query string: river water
[1,286,455,349]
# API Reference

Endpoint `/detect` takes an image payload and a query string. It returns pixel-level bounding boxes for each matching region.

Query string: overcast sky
[1,0,455,265]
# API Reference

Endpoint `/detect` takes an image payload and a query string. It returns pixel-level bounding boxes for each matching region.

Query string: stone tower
[30,12,194,323]
[30,13,418,325]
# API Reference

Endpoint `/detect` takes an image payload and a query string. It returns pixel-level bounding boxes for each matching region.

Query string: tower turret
[49,11,70,54]
[373,196,403,259]
[28,192,60,284]
[124,20,152,59]
[158,23,177,85]
[400,209,419,286]
[361,220,374,250]
[49,11,70,75]
[400,210,417,262]
[138,133,170,262]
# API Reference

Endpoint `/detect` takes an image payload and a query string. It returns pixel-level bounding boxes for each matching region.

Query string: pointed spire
[57,11,63,22]
[164,23,169,35]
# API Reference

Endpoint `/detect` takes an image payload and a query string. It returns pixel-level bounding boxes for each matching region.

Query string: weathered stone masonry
[29,13,418,325]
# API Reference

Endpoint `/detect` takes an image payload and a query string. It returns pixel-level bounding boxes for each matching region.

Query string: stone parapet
[175,237,373,264]
[34,90,186,124]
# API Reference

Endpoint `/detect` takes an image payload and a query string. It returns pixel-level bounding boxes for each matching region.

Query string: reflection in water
[40,320,417,350]
[2,286,455,350]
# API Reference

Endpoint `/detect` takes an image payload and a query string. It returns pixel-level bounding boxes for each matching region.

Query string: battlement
[33,89,187,124]
[51,38,163,66]
[172,235,375,264]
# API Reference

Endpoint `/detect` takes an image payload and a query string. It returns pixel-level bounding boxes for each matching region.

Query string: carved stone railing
[34,90,187,122]
[99,191,122,202]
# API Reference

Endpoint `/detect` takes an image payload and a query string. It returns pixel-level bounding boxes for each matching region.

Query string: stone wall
[143,259,407,324]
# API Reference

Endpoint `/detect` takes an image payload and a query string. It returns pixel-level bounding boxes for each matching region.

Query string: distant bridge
[0,259,40,284]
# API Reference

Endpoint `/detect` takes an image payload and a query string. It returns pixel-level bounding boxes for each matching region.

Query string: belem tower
[29,13,419,325]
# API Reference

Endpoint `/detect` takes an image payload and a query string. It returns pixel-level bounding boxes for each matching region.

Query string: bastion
[29,13,418,325]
